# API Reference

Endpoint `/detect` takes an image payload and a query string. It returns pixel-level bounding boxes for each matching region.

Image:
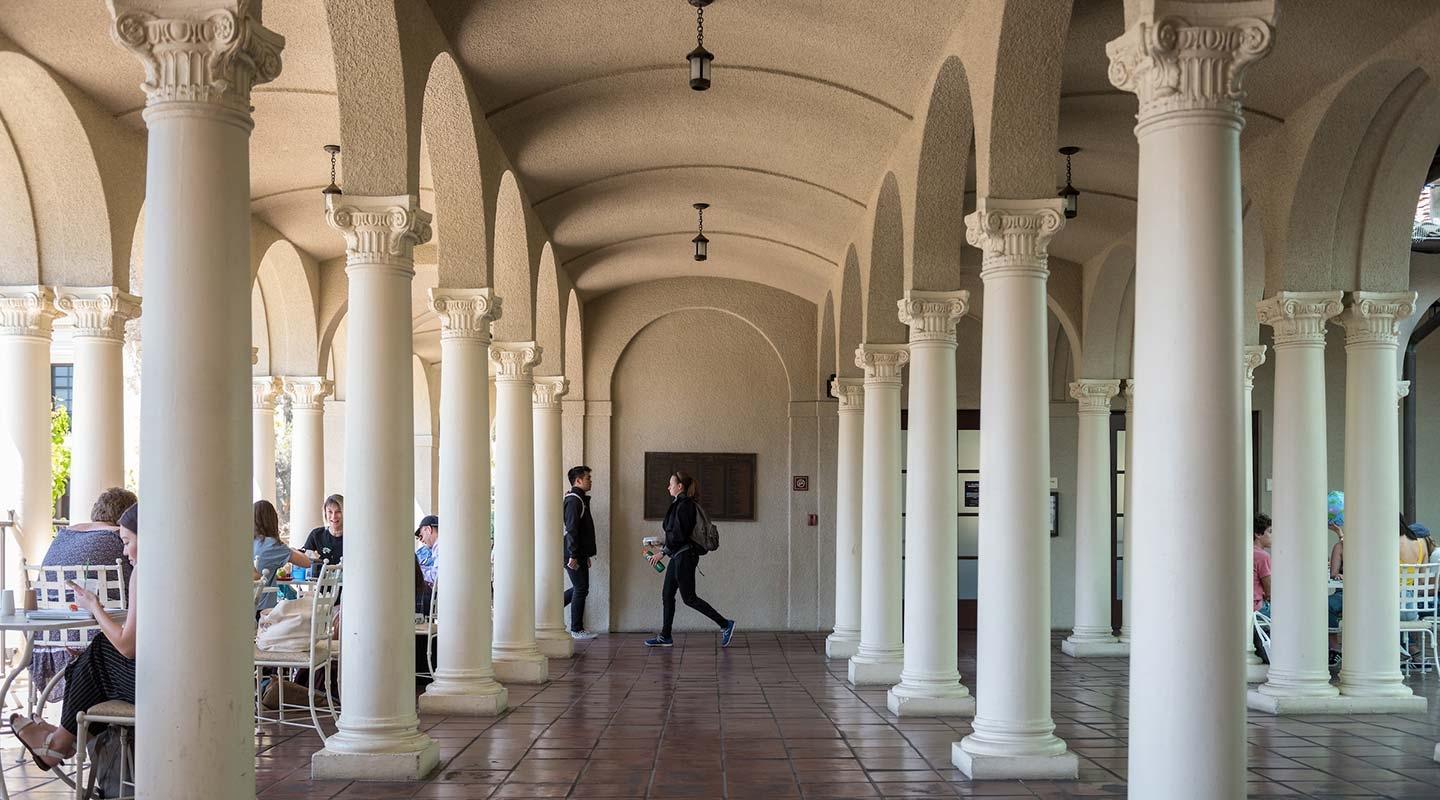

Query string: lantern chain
[697,5,704,48]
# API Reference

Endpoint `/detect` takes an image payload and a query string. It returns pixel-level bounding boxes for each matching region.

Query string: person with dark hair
[644,471,736,648]
[563,466,597,639]
[302,493,345,566]
[253,499,311,610]
[1252,514,1272,616]
[414,514,440,585]
[11,504,138,771]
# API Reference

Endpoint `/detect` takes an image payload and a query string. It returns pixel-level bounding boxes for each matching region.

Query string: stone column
[1250,292,1344,715]
[533,375,572,658]
[492,342,548,684]
[954,199,1075,780]
[312,195,438,779]
[56,288,140,513]
[1108,5,1276,796]
[107,4,282,795]
[825,377,864,659]
[1243,345,1268,683]
[1337,292,1425,712]
[282,377,332,536]
[420,289,508,716]
[251,377,280,504]
[1062,379,1124,657]
[846,344,908,686]
[888,291,974,717]
[0,288,58,564]
[1119,380,1134,647]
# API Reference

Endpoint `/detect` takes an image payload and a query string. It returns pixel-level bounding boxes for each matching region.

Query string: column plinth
[955,200,1075,779]
[251,377,280,504]
[1063,379,1125,658]
[282,377,332,536]
[56,287,140,512]
[826,378,864,660]
[420,289,508,716]
[847,344,908,686]
[533,375,573,659]
[1243,345,1269,684]
[887,291,974,717]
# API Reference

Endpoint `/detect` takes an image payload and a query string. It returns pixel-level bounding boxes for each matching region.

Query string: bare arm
[288,550,313,568]
[1260,574,1272,603]
[1329,542,1343,579]
[69,570,136,658]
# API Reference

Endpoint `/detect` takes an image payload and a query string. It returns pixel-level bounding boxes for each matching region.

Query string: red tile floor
[6,632,1440,798]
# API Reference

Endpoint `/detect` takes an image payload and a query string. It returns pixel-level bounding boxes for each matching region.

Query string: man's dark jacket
[563,487,597,561]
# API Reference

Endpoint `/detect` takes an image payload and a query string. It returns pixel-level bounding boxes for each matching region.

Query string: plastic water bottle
[641,537,666,573]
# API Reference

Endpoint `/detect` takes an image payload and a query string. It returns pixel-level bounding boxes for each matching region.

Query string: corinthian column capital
[0,286,59,339]
[56,287,142,342]
[532,376,569,410]
[831,377,865,412]
[252,376,281,411]
[1339,291,1417,347]
[281,377,333,411]
[855,344,909,386]
[429,288,502,342]
[1242,345,1267,391]
[326,194,433,273]
[1256,291,1343,348]
[109,0,284,116]
[1069,379,1122,415]
[964,199,1065,281]
[1106,1,1276,124]
[898,290,969,345]
[491,341,541,383]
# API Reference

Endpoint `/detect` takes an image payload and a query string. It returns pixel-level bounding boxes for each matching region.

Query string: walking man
[564,466,598,639]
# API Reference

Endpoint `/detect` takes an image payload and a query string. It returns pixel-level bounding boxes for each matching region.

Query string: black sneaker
[644,635,673,648]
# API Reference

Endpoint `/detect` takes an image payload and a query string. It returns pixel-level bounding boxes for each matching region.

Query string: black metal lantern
[322,144,342,196]
[692,203,709,262]
[687,0,714,91]
[1058,146,1080,219]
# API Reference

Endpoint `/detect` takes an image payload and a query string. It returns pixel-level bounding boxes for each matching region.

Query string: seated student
[414,515,439,586]
[301,494,345,567]
[1252,515,1273,663]
[1328,522,1343,665]
[252,499,311,610]
[10,503,139,771]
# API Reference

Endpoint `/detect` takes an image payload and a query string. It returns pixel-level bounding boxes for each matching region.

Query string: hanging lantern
[687,0,714,91]
[1058,146,1080,219]
[322,144,342,197]
[693,203,709,262]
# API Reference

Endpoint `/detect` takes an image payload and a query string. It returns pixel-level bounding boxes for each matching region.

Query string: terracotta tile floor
[6,632,1440,798]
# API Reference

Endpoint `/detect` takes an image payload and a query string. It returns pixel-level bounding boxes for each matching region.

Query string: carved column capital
[1339,291,1417,348]
[1398,380,1412,412]
[532,376,569,410]
[1256,291,1343,349]
[1124,379,1135,403]
[964,199,1065,281]
[55,287,141,342]
[855,344,909,386]
[109,0,284,118]
[0,286,59,339]
[1069,379,1122,415]
[429,288,502,342]
[1242,345,1267,391]
[252,376,281,411]
[491,341,541,383]
[281,376,333,411]
[1106,1,1276,125]
[898,290,969,345]
[326,194,433,274]
[831,377,865,412]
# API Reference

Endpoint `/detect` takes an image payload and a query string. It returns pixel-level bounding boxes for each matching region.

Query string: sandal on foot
[9,713,68,771]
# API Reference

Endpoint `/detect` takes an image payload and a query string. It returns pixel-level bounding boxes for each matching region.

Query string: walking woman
[645,471,737,648]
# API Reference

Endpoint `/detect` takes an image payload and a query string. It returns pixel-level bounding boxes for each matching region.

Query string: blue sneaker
[644,635,673,648]
[720,620,737,648]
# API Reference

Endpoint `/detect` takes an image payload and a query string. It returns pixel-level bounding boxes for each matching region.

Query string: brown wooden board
[643,452,757,521]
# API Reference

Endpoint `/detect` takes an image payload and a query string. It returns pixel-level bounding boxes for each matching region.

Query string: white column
[847,344,908,686]
[954,199,1076,780]
[420,289,508,716]
[311,195,438,779]
[1243,345,1268,683]
[1119,380,1134,647]
[1062,379,1124,657]
[1108,6,1276,796]
[56,288,139,514]
[533,375,572,658]
[251,377,280,505]
[888,291,974,717]
[282,378,331,536]
[1250,291,1344,715]
[491,342,548,684]
[825,377,864,659]
[1337,292,1425,712]
[0,288,58,566]
[108,4,281,796]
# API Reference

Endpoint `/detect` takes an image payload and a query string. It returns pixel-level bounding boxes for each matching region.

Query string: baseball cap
[414,514,439,539]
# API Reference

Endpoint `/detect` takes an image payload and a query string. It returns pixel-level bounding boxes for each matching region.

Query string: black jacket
[662,494,698,556]
[563,487,598,561]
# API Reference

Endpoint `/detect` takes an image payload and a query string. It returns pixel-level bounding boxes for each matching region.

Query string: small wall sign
[792,475,810,492]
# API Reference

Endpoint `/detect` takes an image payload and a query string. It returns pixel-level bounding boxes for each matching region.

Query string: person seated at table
[1253,515,1273,664]
[301,494,345,567]
[414,514,439,586]
[1327,521,1344,663]
[31,486,137,700]
[10,503,139,771]
[253,499,312,611]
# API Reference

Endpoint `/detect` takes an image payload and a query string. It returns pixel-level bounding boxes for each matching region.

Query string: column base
[1060,637,1128,658]
[419,682,509,716]
[535,629,574,659]
[886,686,974,718]
[311,739,439,781]
[847,653,902,686]
[825,631,859,660]
[1246,661,1270,684]
[493,652,549,684]
[1245,688,1419,715]
[952,740,1078,780]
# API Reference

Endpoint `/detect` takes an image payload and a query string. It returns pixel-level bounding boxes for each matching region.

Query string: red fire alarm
[807,514,818,526]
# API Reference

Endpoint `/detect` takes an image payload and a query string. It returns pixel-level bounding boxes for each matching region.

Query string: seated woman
[10,503,139,771]
[252,499,311,611]
[31,486,137,701]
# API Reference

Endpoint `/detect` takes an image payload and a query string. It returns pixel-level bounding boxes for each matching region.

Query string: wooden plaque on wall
[643,452,757,521]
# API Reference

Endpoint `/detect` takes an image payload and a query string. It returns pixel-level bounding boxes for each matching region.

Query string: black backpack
[690,503,720,552]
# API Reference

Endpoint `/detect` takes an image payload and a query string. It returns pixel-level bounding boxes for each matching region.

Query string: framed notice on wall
[644,452,756,521]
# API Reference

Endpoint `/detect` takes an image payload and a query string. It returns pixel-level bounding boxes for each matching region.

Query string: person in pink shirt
[1253,514,1272,616]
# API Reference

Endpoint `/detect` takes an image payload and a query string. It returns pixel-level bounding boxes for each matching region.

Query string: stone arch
[836,247,864,378]
[819,292,838,400]
[863,173,907,344]
[1080,240,1136,379]
[318,303,348,401]
[422,51,490,289]
[491,170,534,341]
[412,354,436,438]
[611,309,790,404]
[564,289,584,401]
[1048,294,1082,376]
[322,0,419,196]
[534,243,564,376]
[254,239,321,377]
[911,56,975,291]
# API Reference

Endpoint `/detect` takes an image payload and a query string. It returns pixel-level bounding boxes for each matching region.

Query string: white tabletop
[0,609,125,632]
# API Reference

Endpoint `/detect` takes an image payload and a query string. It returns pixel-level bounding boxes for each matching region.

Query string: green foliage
[50,399,71,512]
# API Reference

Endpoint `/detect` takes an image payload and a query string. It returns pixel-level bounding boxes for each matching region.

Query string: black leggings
[661,549,728,637]
[60,634,135,735]
[564,559,590,631]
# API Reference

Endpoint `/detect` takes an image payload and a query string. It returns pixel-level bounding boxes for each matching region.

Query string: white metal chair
[253,562,342,742]
[1253,609,1273,663]
[23,559,128,716]
[1399,562,1440,674]
[72,700,135,800]
[416,578,438,680]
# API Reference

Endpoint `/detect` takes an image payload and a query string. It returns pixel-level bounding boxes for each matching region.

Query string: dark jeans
[564,559,590,631]
[661,548,728,637]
